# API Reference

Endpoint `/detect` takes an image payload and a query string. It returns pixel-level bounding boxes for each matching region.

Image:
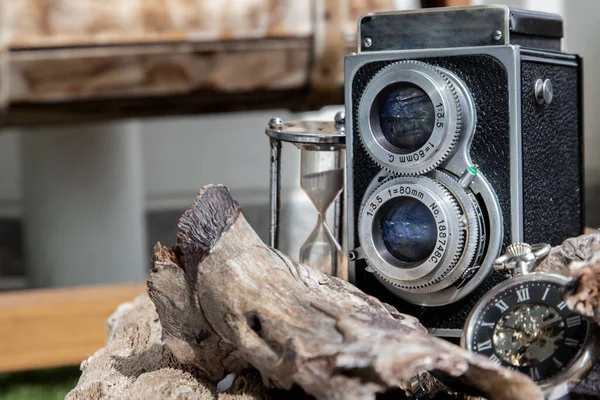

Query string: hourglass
[265,113,346,278]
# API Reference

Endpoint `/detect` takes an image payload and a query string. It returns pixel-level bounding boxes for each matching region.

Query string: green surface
[0,367,80,400]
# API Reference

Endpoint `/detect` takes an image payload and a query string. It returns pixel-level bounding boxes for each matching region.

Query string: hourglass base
[299,219,342,277]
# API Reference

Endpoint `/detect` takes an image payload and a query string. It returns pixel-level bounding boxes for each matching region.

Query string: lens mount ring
[358,175,464,291]
[413,169,484,294]
[358,60,474,176]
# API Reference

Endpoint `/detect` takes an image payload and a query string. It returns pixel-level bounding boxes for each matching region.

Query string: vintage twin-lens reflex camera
[345,5,583,336]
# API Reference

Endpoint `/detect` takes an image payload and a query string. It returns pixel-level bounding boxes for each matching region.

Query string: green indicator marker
[467,165,479,175]
[459,164,479,189]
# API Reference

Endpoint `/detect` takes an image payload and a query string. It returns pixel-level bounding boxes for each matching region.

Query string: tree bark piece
[66,292,267,400]
[536,231,600,276]
[535,231,600,323]
[567,255,600,324]
[148,184,542,400]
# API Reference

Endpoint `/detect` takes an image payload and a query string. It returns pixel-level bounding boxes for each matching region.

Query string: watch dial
[469,280,588,383]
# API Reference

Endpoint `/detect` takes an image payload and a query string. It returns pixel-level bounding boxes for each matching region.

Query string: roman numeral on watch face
[516,288,530,302]
[495,300,509,312]
[552,357,563,368]
[489,353,501,364]
[529,367,540,381]
[566,315,581,328]
[477,339,493,351]
[542,287,550,300]
[480,321,495,328]
[565,337,579,347]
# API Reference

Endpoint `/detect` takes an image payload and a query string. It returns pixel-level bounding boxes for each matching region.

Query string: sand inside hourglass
[301,168,344,211]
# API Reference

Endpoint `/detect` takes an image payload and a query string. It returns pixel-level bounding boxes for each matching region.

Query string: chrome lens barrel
[358,61,475,176]
[358,171,486,306]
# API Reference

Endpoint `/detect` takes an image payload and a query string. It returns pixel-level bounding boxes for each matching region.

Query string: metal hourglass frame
[265,112,346,278]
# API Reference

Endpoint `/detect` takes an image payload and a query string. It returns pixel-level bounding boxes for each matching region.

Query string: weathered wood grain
[536,230,600,324]
[147,184,542,400]
[66,229,600,398]
[568,254,600,324]
[537,231,600,277]
[66,292,269,400]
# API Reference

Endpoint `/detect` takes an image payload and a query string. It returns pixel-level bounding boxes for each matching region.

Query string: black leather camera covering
[350,53,583,330]
[521,59,583,245]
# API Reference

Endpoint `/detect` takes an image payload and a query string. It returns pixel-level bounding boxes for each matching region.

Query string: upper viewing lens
[381,196,437,264]
[379,83,435,151]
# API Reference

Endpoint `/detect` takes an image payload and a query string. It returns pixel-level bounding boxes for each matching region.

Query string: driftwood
[147,184,541,400]
[536,230,600,323]
[567,255,600,324]
[69,186,600,399]
[66,292,268,400]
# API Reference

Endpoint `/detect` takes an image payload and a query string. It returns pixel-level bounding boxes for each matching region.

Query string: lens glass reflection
[381,197,437,263]
[379,83,435,151]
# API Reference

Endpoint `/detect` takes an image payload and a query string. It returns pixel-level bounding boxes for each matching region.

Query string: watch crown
[494,242,551,275]
[505,243,532,257]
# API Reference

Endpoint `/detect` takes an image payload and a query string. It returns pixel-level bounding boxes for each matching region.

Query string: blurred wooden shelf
[0,1,472,126]
[0,0,385,126]
[0,283,146,373]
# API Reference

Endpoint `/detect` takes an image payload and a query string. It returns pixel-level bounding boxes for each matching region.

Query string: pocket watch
[461,242,598,398]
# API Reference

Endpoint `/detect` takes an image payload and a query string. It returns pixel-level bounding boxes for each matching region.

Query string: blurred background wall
[0,107,342,289]
[0,0,598,289]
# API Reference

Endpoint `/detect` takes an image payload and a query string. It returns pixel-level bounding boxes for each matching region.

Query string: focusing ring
[421,170,484,293]
[358,175,465,292]
[357,60,474,176]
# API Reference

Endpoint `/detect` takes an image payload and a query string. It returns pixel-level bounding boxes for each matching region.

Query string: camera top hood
[358,5,563,53]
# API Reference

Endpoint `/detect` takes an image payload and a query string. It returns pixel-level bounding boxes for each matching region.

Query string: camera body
[345,6,583,335]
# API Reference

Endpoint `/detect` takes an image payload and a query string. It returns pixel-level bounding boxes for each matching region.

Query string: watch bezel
[461,272,598,394]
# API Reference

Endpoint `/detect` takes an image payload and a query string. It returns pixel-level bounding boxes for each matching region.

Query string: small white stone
[216,373,236,393]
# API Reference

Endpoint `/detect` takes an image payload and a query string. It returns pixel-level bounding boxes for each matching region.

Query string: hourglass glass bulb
[300,217,342,276]
[299,148,344,276]
[300,150,343,212]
